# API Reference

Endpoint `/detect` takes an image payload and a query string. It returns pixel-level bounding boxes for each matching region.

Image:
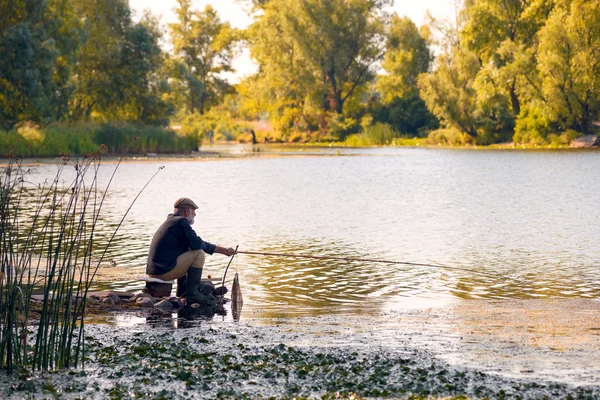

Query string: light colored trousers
[149,249,205,281]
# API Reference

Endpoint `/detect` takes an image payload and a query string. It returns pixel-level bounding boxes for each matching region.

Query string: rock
[200,279,215,287]
[133,292,154,302]
[143,281,173,297]
[101,297,115,305]
[154,299,173,310]
[167,297,185,308]
[136,297,154,307]
[571,135,600,148]
[110,294,121,305]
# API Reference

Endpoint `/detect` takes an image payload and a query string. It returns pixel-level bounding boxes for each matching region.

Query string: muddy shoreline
[3,298,600,399]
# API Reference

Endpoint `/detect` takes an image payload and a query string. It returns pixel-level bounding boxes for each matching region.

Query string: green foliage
[427,128,473,146]
[534,0,600,135]
[0,123,197,157]
[169,1,239,115]
[513,103,553,144]
[0,151,158,373]
[70,1,171,124]
[372,16,437,137]
[0,0,64,126]
[241,0,390,139]
[418,48,480,138]
[3,0,600,147]
[377,16,432,102]
[174,106,248,143]
[345,122,398,146]
[93,124,196,154]
[371,93,438,136]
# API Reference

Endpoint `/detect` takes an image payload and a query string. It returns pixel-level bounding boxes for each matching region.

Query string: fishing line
[236,250,500,279]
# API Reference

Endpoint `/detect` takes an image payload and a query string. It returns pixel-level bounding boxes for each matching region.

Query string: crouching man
[146,197,235,304]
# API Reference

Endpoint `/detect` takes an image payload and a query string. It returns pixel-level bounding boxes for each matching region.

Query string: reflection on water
[17,147,600,318]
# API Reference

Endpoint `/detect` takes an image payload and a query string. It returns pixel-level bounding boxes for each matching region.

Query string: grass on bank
[0,122,199,158]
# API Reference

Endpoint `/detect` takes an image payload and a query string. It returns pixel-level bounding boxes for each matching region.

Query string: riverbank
[3,140,600,168]
[3,298,600,399]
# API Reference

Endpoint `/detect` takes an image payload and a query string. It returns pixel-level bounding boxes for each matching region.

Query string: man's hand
[216,246,236,257]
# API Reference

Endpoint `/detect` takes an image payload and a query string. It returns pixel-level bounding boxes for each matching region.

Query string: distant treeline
[1,0,599,153]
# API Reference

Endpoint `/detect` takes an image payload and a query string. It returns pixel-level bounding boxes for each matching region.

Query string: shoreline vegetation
[1,122,598,162]
[4,0,600,158]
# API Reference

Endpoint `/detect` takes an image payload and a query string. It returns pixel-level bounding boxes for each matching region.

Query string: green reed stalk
[0,138,159,374]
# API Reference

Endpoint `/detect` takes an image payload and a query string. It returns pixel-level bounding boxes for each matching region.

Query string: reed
[0,141,159,373]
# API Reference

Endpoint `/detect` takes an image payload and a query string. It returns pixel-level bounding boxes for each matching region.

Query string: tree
[241,0,390,138]
[169,1,238,114]
[237,0,316,132]
[418,48,480,138]
[68,0,170,123]
[534,0,600,134]
[377,16,432,102]
[69,0,133,120]
[282,0,390,114]
[461,0,555,117]
[0,0,61,126]
[373,15,437,135]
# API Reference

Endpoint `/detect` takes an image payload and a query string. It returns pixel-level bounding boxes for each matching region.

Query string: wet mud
[2,298,600,399]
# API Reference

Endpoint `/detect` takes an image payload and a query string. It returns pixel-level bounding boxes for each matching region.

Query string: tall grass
[0,122,198,158]
[0,142,160,373]
[344,123,399,146]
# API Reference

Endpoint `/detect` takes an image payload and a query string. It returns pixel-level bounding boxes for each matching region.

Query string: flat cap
[174,197,198,209]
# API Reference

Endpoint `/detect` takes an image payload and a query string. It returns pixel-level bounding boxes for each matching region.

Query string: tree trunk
[509,84,520,116]
[325,68,343,114]
[326,90,343,114]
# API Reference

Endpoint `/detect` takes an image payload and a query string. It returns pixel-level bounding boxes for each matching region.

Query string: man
[146,197,235,304]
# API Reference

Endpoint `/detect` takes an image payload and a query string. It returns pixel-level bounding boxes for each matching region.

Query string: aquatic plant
[0,142,161,373]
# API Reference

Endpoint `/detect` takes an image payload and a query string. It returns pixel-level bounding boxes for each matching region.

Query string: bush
[324,113,359,140]
[548,129,582,147]
[427,128,473,145]
[344,123,398,146]
[513,105,553,145]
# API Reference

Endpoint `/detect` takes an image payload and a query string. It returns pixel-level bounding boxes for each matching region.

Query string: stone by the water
[136,297,154,307]
[154,299,173,309]
[167,296,185,308]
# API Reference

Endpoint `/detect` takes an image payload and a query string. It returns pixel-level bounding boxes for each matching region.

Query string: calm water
[22,146,600,318]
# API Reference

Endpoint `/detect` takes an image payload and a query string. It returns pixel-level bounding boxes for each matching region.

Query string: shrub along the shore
[0,123,199,158]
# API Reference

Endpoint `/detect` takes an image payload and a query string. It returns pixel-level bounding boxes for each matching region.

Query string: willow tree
[418,47,481,138]
[0,0,74,126]
[535,0,600,134]
[241,0,390,135]
[283,0,390,114]
[238,0,316,131]
[169,1,238,115]
[461,0,555,117]
[373,15,437,135]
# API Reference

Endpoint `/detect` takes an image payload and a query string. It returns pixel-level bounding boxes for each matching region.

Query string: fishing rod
[236,250,499,278]
[222,245,239,290]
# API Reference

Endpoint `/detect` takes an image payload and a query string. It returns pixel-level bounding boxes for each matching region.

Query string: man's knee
[190,250,205,269]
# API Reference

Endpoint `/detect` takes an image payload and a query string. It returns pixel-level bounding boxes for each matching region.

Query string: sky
[129,0,458,82]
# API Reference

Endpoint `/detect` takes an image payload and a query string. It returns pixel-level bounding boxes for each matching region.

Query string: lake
[23,145,600,318]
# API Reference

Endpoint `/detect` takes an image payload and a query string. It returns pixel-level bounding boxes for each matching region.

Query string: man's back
[147,213,215,275]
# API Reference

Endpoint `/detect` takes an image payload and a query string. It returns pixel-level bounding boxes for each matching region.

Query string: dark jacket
[146,213,216,275]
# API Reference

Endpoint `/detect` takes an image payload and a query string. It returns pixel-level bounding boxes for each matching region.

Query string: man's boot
[186,267,205,304]
[177,275,187,297]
